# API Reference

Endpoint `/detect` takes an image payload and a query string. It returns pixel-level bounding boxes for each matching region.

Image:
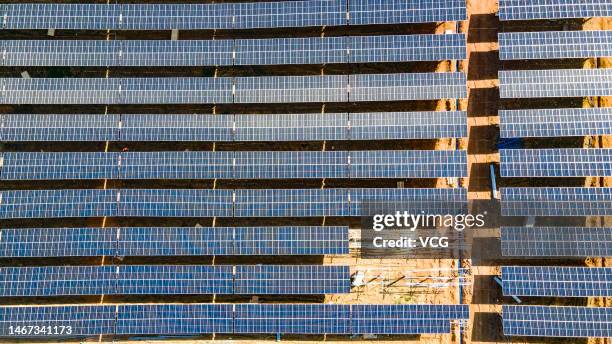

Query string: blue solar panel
[235,113,349,141]
[349,73,467,101]
[349,150,467,178]
[3,4,118,30]
[500,108,612,138]
[499,31,612,60]
[349,187,467,216]
[116,304,233,335]
[501,226,612,257]
[120,4,233,30]
[352,304,469,334]
[119,151,234,179]
[500,148,612,177]
[349,111,467,139]
[120,114,233,142]
[235,37,347,65]
[234,151,349,179]
[2,40,117,67]
[1,152,119,180]
[502,266,612,297]
[233,0,346,29]
[233,226,349,255]
[119,78,233,104]
[117,227,234,256]
[234,265,350,294]
[499,69,612,98]
[349,0,466,25]
[0,305,116,337]
[234,304,351,334]
[0,114,120,142]
[0,227,117,257]
[503,305,612,338]
[235,75,347,103]
[234,189,350,217]
[501,187,612,216]
[118,189,233,217]
[499,0,612,20]
[350,34,466,63]
[120,40,234,66]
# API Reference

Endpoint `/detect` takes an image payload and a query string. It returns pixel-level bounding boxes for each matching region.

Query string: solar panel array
[502,266,612,297]
[501,226,612,257]
[499,31,612,60]
[501,187,612,217]
[499,108,612,138]
[499,69,612,99]
[499,0,612,20]
[503,305,612,338]
[0,112,468,142]
[500,148,612,177]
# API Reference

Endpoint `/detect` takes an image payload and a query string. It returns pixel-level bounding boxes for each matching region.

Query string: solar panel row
[0,304,469,336]
[499,0,612,21]
[499,108,612,138]
[0,188,467,219]
[0,150,467,180]
[2,1,466,30]
[499,69,612,99]
[501,187,612,216]
[0,74,467,104]
[0,265,350,296]
[499,31,612,60]
[501,226,612,257]
[0,34,466,67]
[500,148,612,177]
[0,226,349,257]
[502,266,612,297]
[0,112,468,142]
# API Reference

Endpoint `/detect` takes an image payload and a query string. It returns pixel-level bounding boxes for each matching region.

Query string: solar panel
[233,226,349,255]
[349,150,467,178]
[499,31,612,60]
[501,187,612,216]
[119,40,234,66]
[349,0,466,25]
[1,40,117,66]
[235,36,347,65]
[501,226,612,257]
[234,304,351,334]
[502,266,612,297]
[0,227,117,257]
[119,78,233,104]
[349,111,467,139]
[234,151,349,179]
[1,152,119,180]
[118,227,234,256]
[499,108,612,138]
[3,4,118,30]
[233,0,346,29]
[234,189,350,217]
[120,114,233,142]
[499,69,612,98]
[0,114,120,142]
[118,189,233,217]
[120,4,233,30]
[349,73,467,101]
[0,189,117,219]
[350,34,466,63]
[503,305,612,338]
[235,113,348,141]
[116,265,234,295]
[0,266,116,297]
[499,0,612,20]
[352,304,469,334]
[116,304,233,335]
[349,187,467,216]
[119,151,234,179]
[0,305,116,337]
[234,265,350,294]
[500,148,612,177]
[235,75,347,103]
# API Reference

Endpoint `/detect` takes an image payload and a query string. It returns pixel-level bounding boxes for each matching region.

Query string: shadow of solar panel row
[0,112,468,142]
[0,150,467,180]
[499,108,612,138]
[0,73,467,104]
[502,266,612,298]
[1,34,466,67]
[499,0,612,20]
[500,148,612,177]
[503,305,612,338]
[501,226,612,257]
[0,226,349,257]
[0,187,467,219]
[0,304,469,337]
[501,187,612,216]
[2,0,466,30]
[0,265,350,296]
[499,69,612,98]
[499,31,612,60]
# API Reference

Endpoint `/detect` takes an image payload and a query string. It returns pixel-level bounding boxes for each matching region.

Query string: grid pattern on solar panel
[501,187,612,216]
[499,31,612,60]
[233,0,346,29]
[0,228,117,257]
[500,149,612,177]
[118,189,234,217]
[0,305,116,337]
[501,226,612,257]
[499,0,612,20]
[117,227,234,256]
[234,189,350,217]
[234,75,347,103]
[234,265,350,294]
[0,114,120,142]
[235,36,347,65]
[2,40,116,66]
[119,151,234,179]
[349,150,467,178]
[119,40,234,66]
[3,4,118,30]
[116,304,233,335]
[349,187,467,216]
[349,111,468,139]
[349,73,467,101]
[234,151,349,179]
[234,304,351,334]
[352,304,468,334]
[235,113,348,141]
[349,0,466,25]
[502,266,612,297]
[499,108,612,138]
[120,114,233,142]
[119,77,233,104]
[503,305,612,338]
[234,226,349,255]
[1,152,119,180]
[2,78,119,104]
[499,69,612,98]
[350,34,466,63]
